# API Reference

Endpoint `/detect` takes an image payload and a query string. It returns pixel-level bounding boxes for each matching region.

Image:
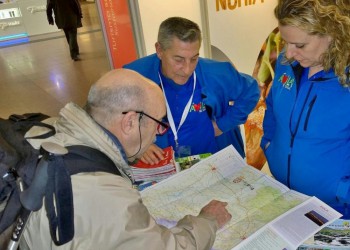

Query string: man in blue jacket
[124,17,259,164]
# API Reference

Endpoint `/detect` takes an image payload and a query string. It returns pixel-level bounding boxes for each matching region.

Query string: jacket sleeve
[123,54,162,84]
[205,63,260,133]
[114,180,219,250]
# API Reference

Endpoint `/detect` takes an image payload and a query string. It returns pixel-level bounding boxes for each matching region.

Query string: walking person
[47,0,83,61]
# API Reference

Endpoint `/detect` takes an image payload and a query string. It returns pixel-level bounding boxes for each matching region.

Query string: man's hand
[139,144,165,165]
[199,200,231,228]
[48,16,54,25]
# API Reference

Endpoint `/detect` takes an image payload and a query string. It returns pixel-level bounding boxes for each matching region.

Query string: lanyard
[158,72,197,148]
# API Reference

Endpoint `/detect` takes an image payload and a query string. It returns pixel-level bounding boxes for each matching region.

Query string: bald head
[86,69,165,128]
[85,69,166,160]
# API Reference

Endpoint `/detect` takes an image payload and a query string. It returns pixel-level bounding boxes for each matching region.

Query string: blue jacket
[262,52,350,216]
[124,54,259,157]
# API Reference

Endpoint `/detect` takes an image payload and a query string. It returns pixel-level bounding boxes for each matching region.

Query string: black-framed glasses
[122,111,169,135]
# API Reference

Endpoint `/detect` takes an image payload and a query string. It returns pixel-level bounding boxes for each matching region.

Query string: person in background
[19,69,232,249]
[124,16,259,164]
[46,0,83,61]
[261,0,350,218]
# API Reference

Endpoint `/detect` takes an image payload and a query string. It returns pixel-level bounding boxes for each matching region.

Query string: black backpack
[0,113,120,248]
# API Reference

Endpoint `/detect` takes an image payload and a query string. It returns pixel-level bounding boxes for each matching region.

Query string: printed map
[141,146,309,250]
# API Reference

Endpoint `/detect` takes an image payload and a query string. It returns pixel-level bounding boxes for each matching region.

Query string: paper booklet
[140,145,342,250]
[131,146,177,182]
[176,152,212,171]
[298,218,350,249]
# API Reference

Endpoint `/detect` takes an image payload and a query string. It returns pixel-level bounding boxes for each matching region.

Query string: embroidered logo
[190,102,206,112]
[279,73,294,90]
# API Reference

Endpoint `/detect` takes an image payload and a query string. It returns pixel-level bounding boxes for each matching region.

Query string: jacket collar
[59,103,134,182]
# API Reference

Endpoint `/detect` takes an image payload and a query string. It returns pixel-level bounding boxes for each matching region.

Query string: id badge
[176,145,191,158]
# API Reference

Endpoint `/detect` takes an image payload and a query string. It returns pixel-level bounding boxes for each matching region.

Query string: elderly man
[19,69,231,249]
[124,17,259,164]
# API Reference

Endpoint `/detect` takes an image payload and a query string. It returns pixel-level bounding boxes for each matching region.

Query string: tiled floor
[0,1,111,118]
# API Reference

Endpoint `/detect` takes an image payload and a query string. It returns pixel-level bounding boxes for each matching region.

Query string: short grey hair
[85,81,145,127]
[157,16,202,50]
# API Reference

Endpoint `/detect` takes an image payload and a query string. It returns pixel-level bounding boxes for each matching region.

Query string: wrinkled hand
[48,16,54,25]
[200,200,231,228]
[139,144,165,165]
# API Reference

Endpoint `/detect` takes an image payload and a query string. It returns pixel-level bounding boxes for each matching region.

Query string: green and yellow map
[141,146,309,250]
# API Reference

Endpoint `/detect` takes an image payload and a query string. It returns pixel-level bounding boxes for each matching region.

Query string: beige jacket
[19,103,218,250]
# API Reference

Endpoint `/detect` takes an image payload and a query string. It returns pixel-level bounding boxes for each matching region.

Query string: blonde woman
[262,0,350,218]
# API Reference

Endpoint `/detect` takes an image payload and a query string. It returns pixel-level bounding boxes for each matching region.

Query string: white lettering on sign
[27,6,46,13]
[0,21,21,30]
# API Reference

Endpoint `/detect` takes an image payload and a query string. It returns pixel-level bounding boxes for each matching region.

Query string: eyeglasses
[122,111,169,135]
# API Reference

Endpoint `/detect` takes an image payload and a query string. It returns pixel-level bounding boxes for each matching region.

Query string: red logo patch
[193,103,201,111]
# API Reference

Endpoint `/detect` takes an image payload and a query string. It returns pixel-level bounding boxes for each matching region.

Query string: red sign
[97,0,137,68]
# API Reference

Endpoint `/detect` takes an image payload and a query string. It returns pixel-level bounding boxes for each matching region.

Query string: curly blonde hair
[275,0,350,86]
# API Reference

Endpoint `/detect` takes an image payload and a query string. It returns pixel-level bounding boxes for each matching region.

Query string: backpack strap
[64,145,121,176]
[44,145,121,246]
[9,113,56,139]
[22,121,55,140]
